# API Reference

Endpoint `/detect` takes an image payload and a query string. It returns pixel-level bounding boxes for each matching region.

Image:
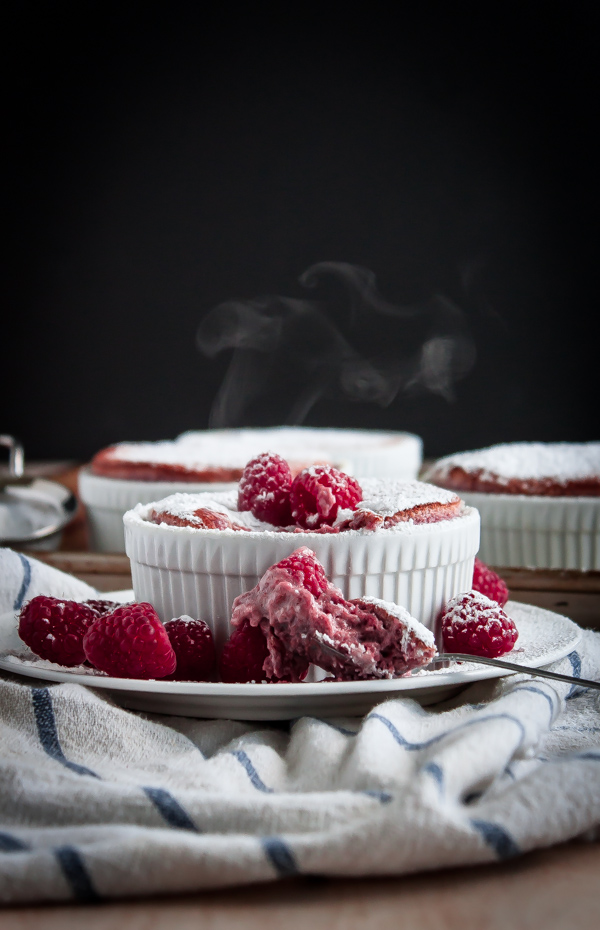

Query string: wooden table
[1,842,599,929]
[3,463,599,928]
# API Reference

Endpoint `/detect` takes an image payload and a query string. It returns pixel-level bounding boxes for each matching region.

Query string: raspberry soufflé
[146,475,464,534]
[124,453,480,650]
[147,453,464,534]
[424,441,600,571]
[424,442,600,497]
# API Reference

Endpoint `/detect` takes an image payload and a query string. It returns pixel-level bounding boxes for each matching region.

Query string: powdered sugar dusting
[356,596,435,646]
[0,649,108,676]
[358,478,460,514]
[502,601,577,662]
[178,426,418,457]
[101,440,245,469]
[442,593,506,630]
[140,481,466,535]
[148,491,270,531]
[427,442,600,484]
[445,589,500,617]
[99,428,361,471]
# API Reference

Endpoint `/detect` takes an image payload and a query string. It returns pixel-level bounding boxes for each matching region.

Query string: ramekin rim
[123,502,480,540]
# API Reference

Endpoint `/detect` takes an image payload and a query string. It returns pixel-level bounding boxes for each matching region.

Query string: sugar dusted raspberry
[472,558,509,607]
[440,591,518,658]
[83,602,176,679]
[164,616,216,681]
[275,546,328,597]
[238,452,293,527]
[18,596,97,667]
[290,465,363,529]
[219,619,272,683]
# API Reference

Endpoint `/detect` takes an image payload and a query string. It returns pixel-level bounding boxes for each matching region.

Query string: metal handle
[319,640,600,690]
[0,435,25,477]
[425,653,600,690]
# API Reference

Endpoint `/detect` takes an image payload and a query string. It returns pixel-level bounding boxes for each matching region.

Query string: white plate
[0,593,581,720]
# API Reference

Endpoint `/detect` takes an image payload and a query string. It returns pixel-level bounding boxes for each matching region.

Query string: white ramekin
[78,469,237,553]
[124,503,480,652]
[459,492,600,571]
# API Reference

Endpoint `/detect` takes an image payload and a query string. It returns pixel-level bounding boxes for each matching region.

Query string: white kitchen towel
[0,548,97,616]
[0,554,599,904]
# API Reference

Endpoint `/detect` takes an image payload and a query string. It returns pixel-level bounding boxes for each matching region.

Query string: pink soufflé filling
[230,547,436,681]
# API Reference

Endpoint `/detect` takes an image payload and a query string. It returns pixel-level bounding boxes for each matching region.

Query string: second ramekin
[124,502,480,652]
[178,427,423,480]
[78,469,237,553]
[460,492,600,571]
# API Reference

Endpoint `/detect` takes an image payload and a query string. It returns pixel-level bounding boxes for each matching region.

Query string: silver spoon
[423,653,600,690]
[318,641,600,690]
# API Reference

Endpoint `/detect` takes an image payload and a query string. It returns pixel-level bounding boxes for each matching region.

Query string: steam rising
[197,262,476,427]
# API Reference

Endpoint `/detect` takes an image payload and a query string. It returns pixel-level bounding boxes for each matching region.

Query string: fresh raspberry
[163,616,216,681]
[83,602,176,679]
[219,619,308,683]
[18,596,97,667]
[472,558,509,606]
[85,599,124,616]
[238,452,293,526]
[219,619,272,683]
[274,546,328,597]
[290,465,363,529]
[440,591,518,658]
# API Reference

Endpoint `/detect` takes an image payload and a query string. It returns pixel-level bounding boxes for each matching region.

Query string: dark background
[4,4,598,465]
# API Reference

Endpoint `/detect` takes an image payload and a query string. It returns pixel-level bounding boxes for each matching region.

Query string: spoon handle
[426,654,600,690]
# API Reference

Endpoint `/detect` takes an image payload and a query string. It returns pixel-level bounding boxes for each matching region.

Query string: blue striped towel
[0,548,96,617]
[0,548,599,903]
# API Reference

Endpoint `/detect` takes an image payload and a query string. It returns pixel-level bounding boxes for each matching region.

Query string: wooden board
[23,551,133,592]
[1,840,598,930]
[497,567,600,593]
[493,567,600,629]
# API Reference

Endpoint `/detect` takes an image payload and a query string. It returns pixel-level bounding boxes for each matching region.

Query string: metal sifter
[0,435,77,550]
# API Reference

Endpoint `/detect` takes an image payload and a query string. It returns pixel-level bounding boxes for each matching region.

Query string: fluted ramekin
[459,492,600,571]
[124,501,480,652]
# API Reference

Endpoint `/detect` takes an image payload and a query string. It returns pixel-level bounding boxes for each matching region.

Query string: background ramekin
[177,427,423,480]
[459,492,600,571]
[79,469,237,553]
[124,503,480,652]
